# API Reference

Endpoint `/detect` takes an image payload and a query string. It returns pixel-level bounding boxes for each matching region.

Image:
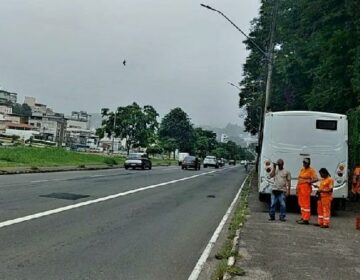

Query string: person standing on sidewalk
[296,158,318,225]
[269,159,291,221]
[314,168,334,228]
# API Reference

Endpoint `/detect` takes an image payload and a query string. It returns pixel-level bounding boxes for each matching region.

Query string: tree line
[96,103,252,160]
[239,0,359,167]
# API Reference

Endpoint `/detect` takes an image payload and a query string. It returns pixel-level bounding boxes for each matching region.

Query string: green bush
[104,157,118,166]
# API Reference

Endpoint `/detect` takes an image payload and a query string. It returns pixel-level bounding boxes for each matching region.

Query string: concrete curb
[222,172,251,280]
[223,229,241,280]
[0,163,174,175]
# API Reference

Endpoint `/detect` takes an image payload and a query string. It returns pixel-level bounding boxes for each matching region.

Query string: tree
[194,127,217,158]
[146,145,164,157]
[159,108,195,156]
[12,103,32,116]
[99,103,159,154]
[239,0,360,135]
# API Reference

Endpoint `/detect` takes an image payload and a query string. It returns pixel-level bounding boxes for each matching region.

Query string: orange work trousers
[317,195,332,226]
[297,183,312,221]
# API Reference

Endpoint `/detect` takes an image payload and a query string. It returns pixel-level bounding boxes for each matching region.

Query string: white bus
[258,111,348,203]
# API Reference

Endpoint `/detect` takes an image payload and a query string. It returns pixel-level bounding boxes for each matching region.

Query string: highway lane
[0,166,247,280]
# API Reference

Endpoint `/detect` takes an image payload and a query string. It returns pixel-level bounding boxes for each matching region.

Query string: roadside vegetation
[0,147,178,169]
[239,0,359,168]
[212,172,252,280]
[0,147,124,168]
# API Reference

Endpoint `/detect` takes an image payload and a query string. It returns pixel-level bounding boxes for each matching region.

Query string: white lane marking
[31,178,61,183]
[0,168,237,229]
[30,180,49,183]
[187,174,249,280]
[161,167,179,171]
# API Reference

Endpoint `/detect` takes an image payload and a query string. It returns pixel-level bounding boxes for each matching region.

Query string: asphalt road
[0,165,247,280]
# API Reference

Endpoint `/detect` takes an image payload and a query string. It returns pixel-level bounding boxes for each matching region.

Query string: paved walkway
[234,177,360,280]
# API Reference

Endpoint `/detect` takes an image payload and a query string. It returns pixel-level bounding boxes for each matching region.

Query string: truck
[177,152,190,166]
[258,111,348,205]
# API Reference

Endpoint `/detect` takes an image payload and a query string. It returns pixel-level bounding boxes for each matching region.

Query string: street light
[228,82,240,91]
[200,2,277,112]
[228,82,247,119]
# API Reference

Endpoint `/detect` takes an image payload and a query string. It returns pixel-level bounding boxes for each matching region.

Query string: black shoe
[269,217,275,221]
[296,220,309,225]
[313,223,321,227]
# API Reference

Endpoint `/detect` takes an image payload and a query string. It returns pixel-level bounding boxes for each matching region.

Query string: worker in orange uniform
[296,158,318,225]
[351,166,360,197]
[314,168,334,228]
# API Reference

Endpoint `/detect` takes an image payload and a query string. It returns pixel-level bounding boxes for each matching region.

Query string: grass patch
[0,147,125,168]
[211,260,228,280]
[104,157,118,166]
[211,172,253,280]
[215,240,236,260]
[228,266,246,276]
[151,158,177,166]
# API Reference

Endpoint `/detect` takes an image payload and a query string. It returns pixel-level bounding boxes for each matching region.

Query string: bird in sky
[123,60,126,66]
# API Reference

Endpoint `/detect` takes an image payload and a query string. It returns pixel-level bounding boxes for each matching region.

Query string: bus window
[316,120,337,130]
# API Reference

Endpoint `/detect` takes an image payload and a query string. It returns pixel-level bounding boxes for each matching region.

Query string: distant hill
[200,123,251,146]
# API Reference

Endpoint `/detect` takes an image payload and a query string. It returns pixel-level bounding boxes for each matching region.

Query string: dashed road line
[0,167,237,229]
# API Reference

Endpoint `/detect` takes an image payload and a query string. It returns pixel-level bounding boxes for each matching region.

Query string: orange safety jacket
[297,167,318,188]
[352,167,360,195]
[318,177,334,198]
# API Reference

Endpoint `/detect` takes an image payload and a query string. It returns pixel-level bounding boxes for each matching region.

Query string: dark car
[228,159,236,165]
[181,156,201,170]
[124,153,152,170]
[218,158,225,167]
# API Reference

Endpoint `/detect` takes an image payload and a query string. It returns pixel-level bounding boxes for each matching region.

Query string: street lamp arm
[228,82,241,91]
[200,4,269,60]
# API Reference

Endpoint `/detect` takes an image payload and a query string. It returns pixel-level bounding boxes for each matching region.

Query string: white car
[203,156,219,168]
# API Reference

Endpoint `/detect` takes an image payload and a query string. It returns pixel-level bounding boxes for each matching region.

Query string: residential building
[28,112,66,144]
[0,105,12,115]
[220,133,229,143]
[24,96,49,115]
[0,90,17,104]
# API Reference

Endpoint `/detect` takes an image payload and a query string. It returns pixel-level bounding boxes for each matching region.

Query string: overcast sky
[0,0,260,127]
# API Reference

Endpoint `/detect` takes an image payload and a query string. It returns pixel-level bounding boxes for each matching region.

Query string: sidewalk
[234,176,360,280]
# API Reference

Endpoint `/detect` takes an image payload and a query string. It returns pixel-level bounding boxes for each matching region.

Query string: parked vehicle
[181,156,201,170]
[258,111,348,204]
[124,153,152,170]
[203,156,219,168]
[178,152,190,166]
[228,159,236,165]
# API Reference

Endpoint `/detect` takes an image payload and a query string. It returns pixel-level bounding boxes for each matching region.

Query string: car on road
[124,153,152,170]
[181,156,201,170]
[228,159,236,165]
[178,152,190,166]
[203,156,219,168]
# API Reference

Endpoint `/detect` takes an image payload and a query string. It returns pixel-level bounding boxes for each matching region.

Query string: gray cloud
[0,0,260,127]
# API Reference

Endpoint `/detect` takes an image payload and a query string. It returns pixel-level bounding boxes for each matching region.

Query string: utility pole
[264,0,278,112]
